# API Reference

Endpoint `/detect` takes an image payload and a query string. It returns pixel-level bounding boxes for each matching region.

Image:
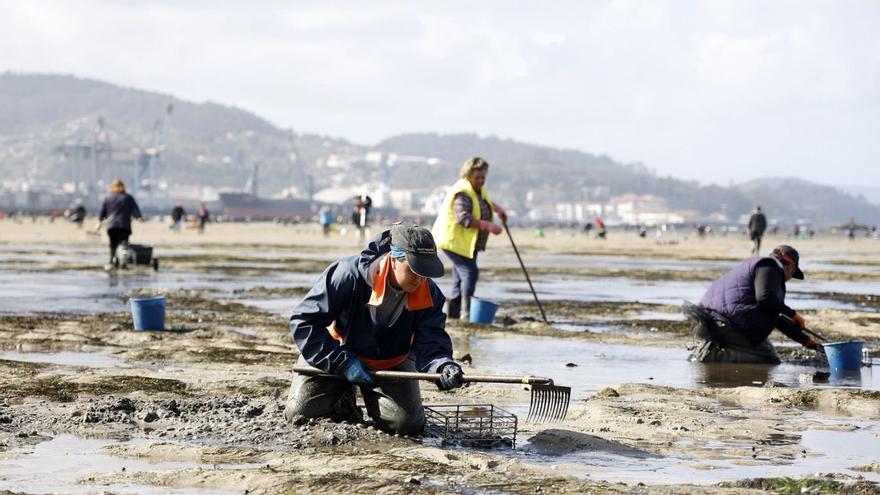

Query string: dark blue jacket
[701,257,791,344]
[290,231,452,375]
[99,192,142,231]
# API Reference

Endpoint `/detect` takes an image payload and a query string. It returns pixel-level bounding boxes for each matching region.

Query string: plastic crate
[126,244,153,265]
[423,404,517,449]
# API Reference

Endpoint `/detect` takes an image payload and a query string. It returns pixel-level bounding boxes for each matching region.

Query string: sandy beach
[1,219,879,494]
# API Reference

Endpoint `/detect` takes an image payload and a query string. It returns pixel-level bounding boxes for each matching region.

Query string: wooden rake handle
[292,367,554,385]
[502,219,549,324]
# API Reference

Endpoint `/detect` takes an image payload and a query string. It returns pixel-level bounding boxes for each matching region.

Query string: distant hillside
[378,133,748,218]
[377,133,880,224]
[736,178,880,225]
[1,73,877,224]
[0,72,278,137]
[0,72,357,191]
[837,184,880,206]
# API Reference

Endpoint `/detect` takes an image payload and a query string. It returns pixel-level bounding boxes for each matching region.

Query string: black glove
[437,362,464,390]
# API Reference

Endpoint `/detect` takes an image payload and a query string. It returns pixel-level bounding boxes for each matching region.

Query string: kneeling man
[690,245,820,363]
[285,223,464,435]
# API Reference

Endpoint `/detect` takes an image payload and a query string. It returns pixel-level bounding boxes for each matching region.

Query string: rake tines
[526,384,571,423]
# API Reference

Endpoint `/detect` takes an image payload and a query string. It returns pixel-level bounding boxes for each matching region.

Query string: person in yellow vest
[432,157,507,320]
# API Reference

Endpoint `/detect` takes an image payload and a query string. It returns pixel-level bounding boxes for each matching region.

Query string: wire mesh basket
[423,404,517,449]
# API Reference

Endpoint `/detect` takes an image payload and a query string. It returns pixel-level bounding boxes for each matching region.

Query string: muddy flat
[1,220,879,494]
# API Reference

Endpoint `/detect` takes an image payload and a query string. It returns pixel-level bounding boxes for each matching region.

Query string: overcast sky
[1,1,878,187]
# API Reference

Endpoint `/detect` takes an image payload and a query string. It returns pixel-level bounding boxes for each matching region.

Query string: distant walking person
[94,178,143,270]
[843,217,861,241]
[319,206,333,236]
[594,217,606,239]
[351,194,372,242]
[170,203,186,231]
[748,206,767,255]
[197,203,210,233]
[432,157,507,320]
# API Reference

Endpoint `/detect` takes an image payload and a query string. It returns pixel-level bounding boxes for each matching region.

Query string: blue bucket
[469,298,499,324]
[130,296,166,331]
[823,341,863,371]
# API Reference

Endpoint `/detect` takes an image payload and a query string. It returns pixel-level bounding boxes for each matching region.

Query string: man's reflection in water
[693,363,774,387]
[694,363,864,388]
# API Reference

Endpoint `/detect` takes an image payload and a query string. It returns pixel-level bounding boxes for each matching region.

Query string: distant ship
[215,164,399,221]
[216,192,316,220]
[213,161,318,220]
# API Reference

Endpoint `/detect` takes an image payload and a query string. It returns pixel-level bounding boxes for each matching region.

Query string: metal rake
[293,367,571,423]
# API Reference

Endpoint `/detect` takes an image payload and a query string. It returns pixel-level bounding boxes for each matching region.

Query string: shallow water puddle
[0,350,128,368]
[0,267,316,314]
[484,250,880,276]
[0,270,129,313]
[628,310,686,321]
[481,252,734,272]
[245,276,878,316]
[230,327,260,337]
[467,336,879,403]
[512,424,880,485]
[3,243,878,314]
[551,310,685,332]
[550,322,670,336]
[236,297,295,316]
[0,434,246,494]
[459,276,875,311]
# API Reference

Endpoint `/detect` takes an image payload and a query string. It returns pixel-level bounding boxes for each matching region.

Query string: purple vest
[700,257,785,343]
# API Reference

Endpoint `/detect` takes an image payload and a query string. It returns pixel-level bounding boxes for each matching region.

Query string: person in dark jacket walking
[170,203,186,231]
[285,223,464,435]
[94,178,143,269]
[748,206,767,255]
[688,245,819,363]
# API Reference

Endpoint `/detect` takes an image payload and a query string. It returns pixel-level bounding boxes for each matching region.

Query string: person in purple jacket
[689,245,820,363]
[93,178,143,269]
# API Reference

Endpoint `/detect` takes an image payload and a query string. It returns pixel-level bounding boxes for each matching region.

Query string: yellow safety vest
[432,178,493,259]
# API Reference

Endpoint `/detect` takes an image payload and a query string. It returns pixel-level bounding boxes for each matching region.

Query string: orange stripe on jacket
[367,253,433,310]
[357,354,409,370]
[326,253,433,370]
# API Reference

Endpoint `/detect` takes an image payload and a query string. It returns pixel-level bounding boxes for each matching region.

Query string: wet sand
[1,220,880,494]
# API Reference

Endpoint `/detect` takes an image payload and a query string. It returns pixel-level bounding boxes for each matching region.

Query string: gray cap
[390,223,445,278]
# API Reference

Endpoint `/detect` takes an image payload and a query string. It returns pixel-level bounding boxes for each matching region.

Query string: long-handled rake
[293,367,571,423]
[502,219,549,324]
